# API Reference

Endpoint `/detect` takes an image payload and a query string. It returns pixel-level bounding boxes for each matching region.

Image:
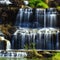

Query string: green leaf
[29,0,49,8]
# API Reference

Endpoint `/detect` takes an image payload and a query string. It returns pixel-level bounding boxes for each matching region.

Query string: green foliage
[57,6,60,10]
[24,43,35,49]
[52,52,60,60]
[28,0,49,8]
[24,44,29,50]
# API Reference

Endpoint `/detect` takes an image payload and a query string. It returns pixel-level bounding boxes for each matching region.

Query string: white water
[0,37,11,50]
[12,28,60,50]
[11,8,59,50]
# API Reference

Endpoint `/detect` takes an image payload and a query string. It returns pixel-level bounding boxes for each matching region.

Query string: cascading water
[12,28,60,50]
[35,9,45,28]
[56,31,59,49]
[44,9,46,27]
[0,37,11,50]
[11,8,60,50]
[46,8,57,27]
[6,39,11,50]
[15,8,32,28]
[15,8,57,28]
[15,8,24,27]
[0,0,12,5]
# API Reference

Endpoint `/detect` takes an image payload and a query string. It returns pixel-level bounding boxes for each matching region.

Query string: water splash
[12,8,59,50]
[0,37,11,50]
[11,28,60,50]
[56,31,59,49]
[15,8,32,28]
[46,8,57,27]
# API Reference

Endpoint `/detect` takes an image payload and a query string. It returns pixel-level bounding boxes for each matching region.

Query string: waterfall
[6,40,11,50]
[35,9,44,28]
[12,8,59,50]
[33,33,36,49]
[11,28,60,50]
[24,0,29,6]
[45,30,48,49]
[50,14,56,27]
[23,8,32,27]
[15,8,32,28]
[48,31,52,50]
[25,34,30,49]
[32,33,36,49]
[15,8,24,27]
[21,33,26,49]
[35,9,39,28]
[0,0,12,5]
[44,9,46,27]
[15,8,57,28]
[56,31,59,49]
[38,31,43,49]
[46,8,57,27]
[0,37,11,50]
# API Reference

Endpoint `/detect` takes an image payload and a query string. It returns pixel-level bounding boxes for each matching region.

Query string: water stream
[10,8,60,50]
[0,6,59,50]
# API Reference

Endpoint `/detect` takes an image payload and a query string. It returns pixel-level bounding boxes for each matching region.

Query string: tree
[28,0,49,8]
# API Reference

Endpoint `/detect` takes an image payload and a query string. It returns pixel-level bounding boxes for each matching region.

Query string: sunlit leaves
[28,0,49,8]
[52,52,60,60]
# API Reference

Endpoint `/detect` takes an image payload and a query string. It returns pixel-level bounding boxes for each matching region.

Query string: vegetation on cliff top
[28,0,49,8]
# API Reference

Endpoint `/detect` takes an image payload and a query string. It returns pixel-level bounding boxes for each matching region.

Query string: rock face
[0,40,6,50]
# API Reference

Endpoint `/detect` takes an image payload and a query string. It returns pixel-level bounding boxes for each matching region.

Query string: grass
[0,57,52,60]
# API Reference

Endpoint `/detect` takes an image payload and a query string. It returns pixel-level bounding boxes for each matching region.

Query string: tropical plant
[52,52,60,60]
[28,0,49,8]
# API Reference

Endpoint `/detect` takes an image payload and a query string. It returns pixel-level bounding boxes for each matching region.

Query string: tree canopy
[28,0,49,8]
